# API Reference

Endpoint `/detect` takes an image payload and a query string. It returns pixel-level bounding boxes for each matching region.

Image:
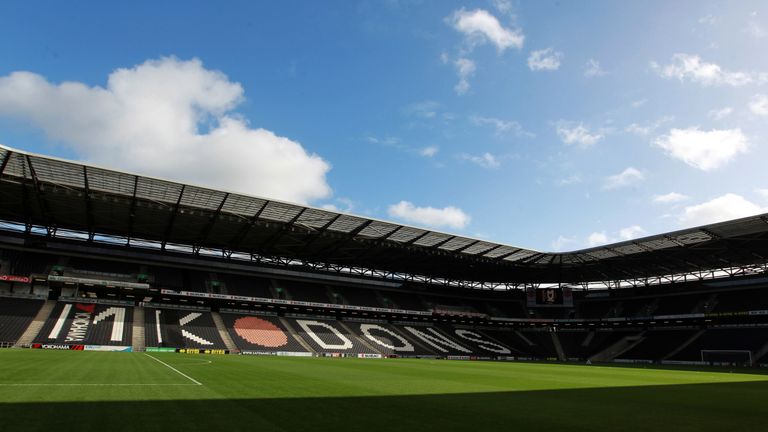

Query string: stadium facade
[1,144,768,366]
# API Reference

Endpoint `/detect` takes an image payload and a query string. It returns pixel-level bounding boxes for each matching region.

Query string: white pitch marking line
[144,353,203,386]
[0,383,198,386]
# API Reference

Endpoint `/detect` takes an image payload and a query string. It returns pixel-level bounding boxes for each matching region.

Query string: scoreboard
[526,287,574,307]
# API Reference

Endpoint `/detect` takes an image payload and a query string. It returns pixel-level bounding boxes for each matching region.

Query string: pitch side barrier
[160,289,433,316]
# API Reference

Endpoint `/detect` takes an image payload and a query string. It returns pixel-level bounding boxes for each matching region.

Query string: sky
[0,0,767,252]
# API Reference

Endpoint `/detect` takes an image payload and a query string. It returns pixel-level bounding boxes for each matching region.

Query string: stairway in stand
[211,311,239,353]
[132,306,145,352]
[14,299,56,347]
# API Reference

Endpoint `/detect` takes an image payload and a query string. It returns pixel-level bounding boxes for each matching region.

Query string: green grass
[1,350,767,431]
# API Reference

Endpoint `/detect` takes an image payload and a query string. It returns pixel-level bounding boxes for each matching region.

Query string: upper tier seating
[328,285,383,308]
[217,274,273,298]
[221,313,308,353]
[0,298,43,344]
[144,308,227,350]
[276,280,332,303]
[35,302,133,346]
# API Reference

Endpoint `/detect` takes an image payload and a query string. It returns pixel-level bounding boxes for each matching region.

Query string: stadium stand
[616,329,699,361]
[276,280,333,303]
[220,312,309,353]
[389,323,475,356]
[144,307,227,350]
[327,285,383,308]
[345,321,438,356]
[283,316,378,355]
[669,327,768,363]
[35,302,133,346]
[0,297,44,345]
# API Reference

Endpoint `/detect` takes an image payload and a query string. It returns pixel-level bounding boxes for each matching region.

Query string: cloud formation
[0,57,331,204]
[583,59,606,77]
[749,94,768,115]
[653,127,748,171]
[449,8,524,52]
[653,192,690,204]
[603,167,645,190]
[679,194,764,226]
[527,48,563,71]
[387,201,471,230]
[454,57,476,95]
[459,152,500,169]
[556,121,604,148]
[470,116,534,137]
[651,53,765,86]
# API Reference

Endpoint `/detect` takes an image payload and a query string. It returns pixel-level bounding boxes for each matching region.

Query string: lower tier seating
[670,328,768,362]
[35,302,133,346]
[617,329,698,361]
[221,313,309,353]
[144,308,227,350]
[0,298,43,344]
[283,317,378,355]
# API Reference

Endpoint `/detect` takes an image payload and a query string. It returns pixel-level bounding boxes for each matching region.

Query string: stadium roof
[1,143,768,286]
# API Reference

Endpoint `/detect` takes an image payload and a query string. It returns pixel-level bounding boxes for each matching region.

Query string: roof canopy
[2,144,768,284]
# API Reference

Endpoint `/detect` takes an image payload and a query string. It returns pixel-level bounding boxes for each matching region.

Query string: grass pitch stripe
[143,353,203,386]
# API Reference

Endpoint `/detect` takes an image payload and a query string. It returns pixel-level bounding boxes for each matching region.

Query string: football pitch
[1,351,767,431]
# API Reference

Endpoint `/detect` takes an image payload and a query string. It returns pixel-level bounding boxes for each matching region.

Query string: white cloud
[0,57,331,204]
[749,94,768,115]
[552,235,577,252]
[557,175,582,186]
[653,127,748,171]
[448,8,524,52]
[756,189,768,201]
[679,194,764,226]
[631,99,648,108]
[321,197,355,213]
[603,167,645,190]
[583,59,606,77]
[653,192,690,204]
[470,116,534,137]
[528,48,563,71]
[459,152,500,169]
[420,146,439,157]
[454,57,476,95]
[698,15,718,25]
[404,100,440,119]
[387,201,471,230]
[587,231,610,247]
[556,121,604,148]
[586,225,645,247]
[492,0,513,15]
[708,106,734,120]
[619,225,646,241]
[651,53,761,86]
[625,116,673,136]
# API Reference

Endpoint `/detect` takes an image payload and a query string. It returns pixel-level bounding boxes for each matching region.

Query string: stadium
[1,143,768,430]
[3,2,768,431]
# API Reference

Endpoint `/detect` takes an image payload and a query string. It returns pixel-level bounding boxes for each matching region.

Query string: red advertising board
[0,275,31,283]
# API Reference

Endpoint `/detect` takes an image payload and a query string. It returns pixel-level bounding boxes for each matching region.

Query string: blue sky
[1,0,767,251]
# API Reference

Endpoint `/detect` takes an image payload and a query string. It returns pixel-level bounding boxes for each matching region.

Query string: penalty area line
[144,353,203,386]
